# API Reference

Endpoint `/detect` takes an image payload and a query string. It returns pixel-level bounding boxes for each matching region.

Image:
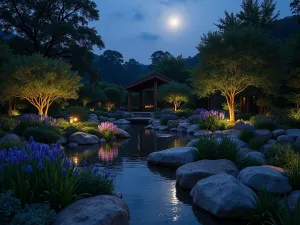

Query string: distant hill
[269,16,299,41]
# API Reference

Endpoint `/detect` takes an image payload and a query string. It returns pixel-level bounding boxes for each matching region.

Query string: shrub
[218,136,239,162]
[10,203,55,225]
[93,110,109,118]
[265,143,298,167]
[254,119,277,131]
[0,190,22,225]
[0,128,4,138]
[285,158,300,190]
[248,137,265,150]
[81,127,100,137]
[268,197,300,225]
[236,155,265,170]
[0,140,24,150]
[19,114,56,124]
[66,106,89,122]
[194,115,232,131]
[195,135,218,160]
[77,170,114,196]
[238,128,255,143]
[160,114,177,125]
[98,122,118,141]
[23,127,61,144]
[244,189,280,224]
[63,126,80,137]
[152,111,161,119]
[174,109,193,118]
[14,120,44,136]
[0,116,16,131]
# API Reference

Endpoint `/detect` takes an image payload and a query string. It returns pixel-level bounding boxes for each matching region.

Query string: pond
[65,124,243,225]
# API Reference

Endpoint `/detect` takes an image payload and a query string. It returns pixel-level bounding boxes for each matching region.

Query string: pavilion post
[139,91,143,111]
[128,91,132,112]
[154,81,158,111]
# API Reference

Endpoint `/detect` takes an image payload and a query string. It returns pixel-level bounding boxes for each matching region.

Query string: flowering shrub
[160,113,178,125]
[98,122,118,141]
[19,114,56,124]
[0,137,114,212]
[193,108,208,114]
[190,109,225,120]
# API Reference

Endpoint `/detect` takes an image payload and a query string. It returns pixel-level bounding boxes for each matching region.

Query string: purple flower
[29,136,34,144]
[26,165,32,173]
[64,159,71,168]
[61,167,66,174]
[37,162,43,170]
[74,169,79,177]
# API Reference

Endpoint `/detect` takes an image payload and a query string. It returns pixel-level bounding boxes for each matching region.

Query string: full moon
[168,16,181,29]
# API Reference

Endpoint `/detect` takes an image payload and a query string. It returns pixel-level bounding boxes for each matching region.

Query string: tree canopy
[1,54,82,115]
[158,82,191,111]
[192,26,284,122]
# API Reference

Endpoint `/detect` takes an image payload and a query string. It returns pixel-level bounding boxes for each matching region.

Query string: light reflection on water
[65,125,244,225]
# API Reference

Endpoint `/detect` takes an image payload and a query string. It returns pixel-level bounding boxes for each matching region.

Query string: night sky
[93,0,293,64]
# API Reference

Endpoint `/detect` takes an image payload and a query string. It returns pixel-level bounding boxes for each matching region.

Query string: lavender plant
[98,122,118,141]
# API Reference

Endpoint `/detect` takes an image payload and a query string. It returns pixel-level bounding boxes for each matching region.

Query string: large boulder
[194,130,212,137]
[272,129,286,139]
[254,129,272,142]
[115,128,131,139]
[0,134,21,143]
[114,119,130,124]
[267,139,277,145]
[232,138,247,148]
[277,135,294,143]
[60,136,68,145]
[177,122,191,132]
[147,147,198,168]
[244,152,265,163]
[167,120,180,129]
[287,191,300,212]
[53,195,130,225]
[88,114,99,123]
[152,120,160,128]
[286,129,300,139]
[69,132,99,145]
[144,125,153,129]
[176,159,239,189]
[222,129,241,138]
[238,166,292,194]
[158,125,169,131]
[186,139,199,147]
[187,124,200,134]
[234,121,253,130]
[190,174,256,218]
[238,147,253,157]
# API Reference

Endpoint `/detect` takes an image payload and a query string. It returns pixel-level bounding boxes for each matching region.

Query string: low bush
[248,137,264,150]
[14,120,45,136]
[66,106,89,122]
[196,116,233,131]
[23,127,61,144]
[98,122,118,141]
[174,109,193,118]
[265,143,299,167]
[244,189,280,225]
[218,136,239,162]
[77,170,114,196]
[93,110,109,118]
[0,140,24,150]
[238,129,255,143]
[0,190,22,225]
[160,114,177,125]
[254,119,277,131]
[57,121,98,137]
[236,155,265,170]
[152,111,161,119]
[0,116,16,131]
[10,203,55,225]
[285,158,300,190]
[81,127,100,137]
[63,126,80,137]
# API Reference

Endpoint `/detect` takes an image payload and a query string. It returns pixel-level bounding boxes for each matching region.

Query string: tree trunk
[227,95,235,123]
[174,103,177,112]
[45,104,50,117]
[38,107,44,116]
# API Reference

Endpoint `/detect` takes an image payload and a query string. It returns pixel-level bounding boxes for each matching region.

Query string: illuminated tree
[2,54,82,116]
[158,82,191,111]
[104,87,123,107]
[192,26,283,122]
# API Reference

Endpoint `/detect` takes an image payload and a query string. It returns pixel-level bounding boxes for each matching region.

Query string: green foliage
[285,158,300,190]
[93,110,109,118]
[174,109,193,118]
[81,127,100,137]
[66,106,89,122]
[236,155,265,170]
[2,54,82,115]
[238,128,255,143]
[104,87,123,106]
[23,127,61,144]
[158,82,191,111]
[10,203,55,225]
[268,197,300,225]
[152,111,162,119]
[0,128,4,138]
[265,143,299,167]
[57,121,98,137]
[79,83,106,105]
[0,190,22,225]
[244,189,280,225]
[248,137,264,150]
[101,130,115,141]
[0,140,24,150]
[77,171,114,196]
[196,116,233,131]
[0,116,16,131]
[254,119,277,131]
[14,120,54,136]
[195,135,238,162]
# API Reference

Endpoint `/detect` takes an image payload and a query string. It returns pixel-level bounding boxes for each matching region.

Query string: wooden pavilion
[124,72,172,112]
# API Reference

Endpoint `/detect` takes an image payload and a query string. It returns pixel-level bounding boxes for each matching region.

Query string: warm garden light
[69,116,78,123]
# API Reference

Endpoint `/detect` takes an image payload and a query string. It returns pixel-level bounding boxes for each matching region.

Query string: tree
[192,26,283,122]
[216,0,280,30]
[291,0,300,15]
[154,55,190,83]
[2,54,82,116]
[79,83,106,105]
[149,51,171,70]
[104,87,123,107]
[158,82,191,111]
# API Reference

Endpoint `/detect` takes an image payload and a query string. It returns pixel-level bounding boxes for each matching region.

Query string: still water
[66,125,243,225]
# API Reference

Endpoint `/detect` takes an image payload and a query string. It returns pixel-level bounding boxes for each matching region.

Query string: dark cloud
[133,11,144,21]
[139,32,160,41]
[111,11,125,18]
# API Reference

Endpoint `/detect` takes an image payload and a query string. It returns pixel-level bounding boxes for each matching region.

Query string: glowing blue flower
[37,162,43,170]
[61,167,66,174]
[26,165,32,173]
